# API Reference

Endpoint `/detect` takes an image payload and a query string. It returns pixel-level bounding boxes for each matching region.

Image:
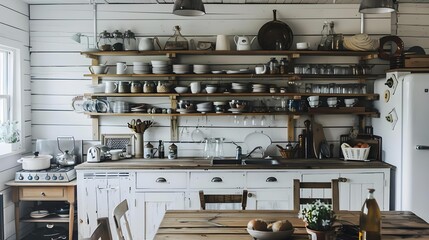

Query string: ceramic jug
[234,35,257,51]
[139,37,161,51]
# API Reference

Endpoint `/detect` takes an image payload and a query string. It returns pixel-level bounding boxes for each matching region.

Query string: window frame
[0,49,12,123]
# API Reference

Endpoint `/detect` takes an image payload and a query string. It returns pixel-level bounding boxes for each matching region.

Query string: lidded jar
[97,30,112,51]
[164,26,189,50]
[268,57,279,75]
[111,30,124,51]
[123,30,137,51]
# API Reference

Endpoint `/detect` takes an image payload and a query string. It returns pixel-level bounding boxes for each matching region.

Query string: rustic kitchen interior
[1,0,429,239]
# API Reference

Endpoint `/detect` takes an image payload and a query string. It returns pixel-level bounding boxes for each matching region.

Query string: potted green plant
[298,199,336,240]
[0,121,21,154]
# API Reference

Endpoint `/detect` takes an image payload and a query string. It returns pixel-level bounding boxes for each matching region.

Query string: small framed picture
[101,134,134,154]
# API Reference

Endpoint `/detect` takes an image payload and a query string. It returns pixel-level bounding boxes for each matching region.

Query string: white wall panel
[31,79,92,95]
[0,6,29,32]
[397,3,429,54]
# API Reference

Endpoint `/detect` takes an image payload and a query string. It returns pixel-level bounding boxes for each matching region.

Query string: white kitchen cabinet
[134,192,185,240]
[77,172,134,240]
[300,170,389,211]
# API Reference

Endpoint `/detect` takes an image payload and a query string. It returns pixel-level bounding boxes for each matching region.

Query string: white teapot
[234,35,257,51]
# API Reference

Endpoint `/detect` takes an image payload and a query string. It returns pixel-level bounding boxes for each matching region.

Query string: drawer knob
[156,177,167,183]
[247,192,253,198]
[211,177,223,183]
[266,177,278,182]
[41,192,46,197]
[338,177,348,182]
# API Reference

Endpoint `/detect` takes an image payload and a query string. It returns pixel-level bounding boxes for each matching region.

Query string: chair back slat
[199,190,248,210]
[113,199,133,240]
[82,217,112,240]
[293,179,340,212]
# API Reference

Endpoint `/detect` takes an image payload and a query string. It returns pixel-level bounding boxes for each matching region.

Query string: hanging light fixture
[173,0,206,16]
[359,0,396,14]
[71,33,98,52]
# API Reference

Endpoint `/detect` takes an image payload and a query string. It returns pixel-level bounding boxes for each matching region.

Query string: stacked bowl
[196,102,213,113]
[176,100,195,114]
[173,64,192,74]
[231,82,249,93]
[193,64,210,74]
[151,60,171,74]
[252,84,268,93]
[133,62,151,74]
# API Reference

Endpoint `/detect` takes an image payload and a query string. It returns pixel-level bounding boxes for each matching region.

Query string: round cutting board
[244,131,272,156]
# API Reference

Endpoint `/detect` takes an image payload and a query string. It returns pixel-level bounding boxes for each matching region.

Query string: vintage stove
[15,166,76,183]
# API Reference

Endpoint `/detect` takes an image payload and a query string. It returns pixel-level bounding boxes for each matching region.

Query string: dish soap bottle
[359,188,381,240]
[164,26,189,50]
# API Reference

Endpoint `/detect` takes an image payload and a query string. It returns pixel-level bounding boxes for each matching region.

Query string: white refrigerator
[373,72,429,222]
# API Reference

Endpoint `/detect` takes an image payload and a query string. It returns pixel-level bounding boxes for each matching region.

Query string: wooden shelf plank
[21,216,70,223]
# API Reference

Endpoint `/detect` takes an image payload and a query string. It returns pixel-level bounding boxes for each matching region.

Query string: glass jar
[97,30,112,51]
[279,57,288,75]
[268,57,279,75]
[164,26,189,50]
[143,81,155,93]
[168,143,178,159]
[111,30,124,51]
[123,30,137,51]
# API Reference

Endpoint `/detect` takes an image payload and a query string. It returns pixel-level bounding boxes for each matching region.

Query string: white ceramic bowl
[246,229,294,240]
[206,86,218,94]
[175,86,189,94]
[196,102,212,108]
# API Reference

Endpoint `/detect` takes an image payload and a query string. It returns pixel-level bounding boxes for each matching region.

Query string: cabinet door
[135,192,185,240]
[247,189,293,210]
[340,173,385,210]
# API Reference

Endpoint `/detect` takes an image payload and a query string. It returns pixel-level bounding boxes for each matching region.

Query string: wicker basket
[341,143,370,161]
[279,149,295,159]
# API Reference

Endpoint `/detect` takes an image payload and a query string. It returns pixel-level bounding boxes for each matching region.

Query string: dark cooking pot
[29,224,67,240]
[258,9,294,50]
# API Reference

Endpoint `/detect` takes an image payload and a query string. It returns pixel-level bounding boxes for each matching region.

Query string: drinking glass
[243,116,249,126]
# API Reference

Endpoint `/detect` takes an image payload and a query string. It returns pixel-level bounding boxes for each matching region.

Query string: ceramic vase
[135,133,143,158]
[306,227,335,240]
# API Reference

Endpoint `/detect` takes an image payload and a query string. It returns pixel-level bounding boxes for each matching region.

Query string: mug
[190,82,201,94]
[116,62,128,74]
[327,99,339,107]
[215,35,231,51]
[307,96,319,102]
[110,149,124,161]
[296,42,310,50]
[255,65,267,74]
[345,98,357,107]
[89,65,109,74]
[308,100,321,108]
[105,81,118,93]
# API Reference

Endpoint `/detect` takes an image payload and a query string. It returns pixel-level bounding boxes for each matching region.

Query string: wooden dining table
[154,210,429,240]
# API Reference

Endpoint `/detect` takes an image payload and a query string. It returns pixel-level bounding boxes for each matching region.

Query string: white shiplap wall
[0,0,31,239]
[29,4,391,157]
[397,3,429,53]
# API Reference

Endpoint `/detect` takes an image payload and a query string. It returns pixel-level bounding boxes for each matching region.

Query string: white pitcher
[138,37,161,51]
[234,35,257,51]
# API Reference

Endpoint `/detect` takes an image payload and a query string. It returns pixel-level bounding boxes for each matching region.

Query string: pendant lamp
[359,0,396,14]
[173,0,206,16]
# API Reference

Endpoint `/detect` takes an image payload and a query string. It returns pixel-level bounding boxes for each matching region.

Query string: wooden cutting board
[312,122,325,158]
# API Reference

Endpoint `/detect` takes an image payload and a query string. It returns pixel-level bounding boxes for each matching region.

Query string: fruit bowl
[246,228,294,240]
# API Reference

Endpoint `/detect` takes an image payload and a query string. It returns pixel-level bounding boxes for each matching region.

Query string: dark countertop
[75,157,394,170]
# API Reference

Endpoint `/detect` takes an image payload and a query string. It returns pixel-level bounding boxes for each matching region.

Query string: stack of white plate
[173,64,192,74]
[151,60,171,74]
[252,84,268,93]
[133,62,151,74]
[196,102,213,113]
[231,82,249,93]
[194,64,210,74]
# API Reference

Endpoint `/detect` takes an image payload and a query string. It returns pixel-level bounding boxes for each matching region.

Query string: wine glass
[243,116,249,126]
[260,115,266,126]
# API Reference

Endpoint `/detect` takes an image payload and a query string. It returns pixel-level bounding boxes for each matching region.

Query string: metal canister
[168,143,178,159]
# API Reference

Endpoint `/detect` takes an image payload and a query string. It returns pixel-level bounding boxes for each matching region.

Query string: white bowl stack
[196,102,213,113]
[252,84,268,93]
[133,62,151,74]
[151,60,171,74]
[231,82,249,93]
[193,64,210,74]
[173,64,192,74]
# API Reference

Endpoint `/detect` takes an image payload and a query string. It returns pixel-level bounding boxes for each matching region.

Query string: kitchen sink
[210,158,280,166]
[242,159,280,165]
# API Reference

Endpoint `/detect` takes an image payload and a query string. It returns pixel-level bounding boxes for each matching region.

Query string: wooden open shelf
[21,215,71,223]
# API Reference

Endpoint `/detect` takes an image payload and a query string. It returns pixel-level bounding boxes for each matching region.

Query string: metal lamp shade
[173,0,206,16]
[359,0,395,14]
[71,33,83,43]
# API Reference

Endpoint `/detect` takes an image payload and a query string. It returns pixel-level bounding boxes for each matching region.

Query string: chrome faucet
[232,142,242,160]
[244,146,263,159]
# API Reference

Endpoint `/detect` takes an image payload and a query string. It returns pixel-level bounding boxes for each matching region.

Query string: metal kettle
[56,136,77,166]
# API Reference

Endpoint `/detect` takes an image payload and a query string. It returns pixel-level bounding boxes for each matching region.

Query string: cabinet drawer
[247,172,297,188]
[20,187,66,200]
[190,172,245,189]
[136,172,187,189]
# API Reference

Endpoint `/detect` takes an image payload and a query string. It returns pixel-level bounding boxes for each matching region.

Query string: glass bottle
[268,57,279,75]
[164,26,189,50]
[279,57,288,75]
[111,30,124,51]
[326,21,335,51]
[318,21,329,50]
[359,188,381,240]
[158,140,165,159]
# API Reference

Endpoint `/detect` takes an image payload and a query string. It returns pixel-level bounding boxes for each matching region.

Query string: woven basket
[341,143,370,161]
[279,149,295,159]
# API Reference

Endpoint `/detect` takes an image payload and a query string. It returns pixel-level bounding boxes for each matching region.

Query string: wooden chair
[82,217,112,240]
[293,179,340,212]
[113,199,133,240]
[199,190,248,210]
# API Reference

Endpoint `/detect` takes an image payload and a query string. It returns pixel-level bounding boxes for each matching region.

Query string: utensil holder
[135,133,143,158]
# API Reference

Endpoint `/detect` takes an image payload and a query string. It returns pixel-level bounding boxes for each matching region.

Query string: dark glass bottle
[279,57,288,75]
[158,140,165,159]
[359,188,381,240]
